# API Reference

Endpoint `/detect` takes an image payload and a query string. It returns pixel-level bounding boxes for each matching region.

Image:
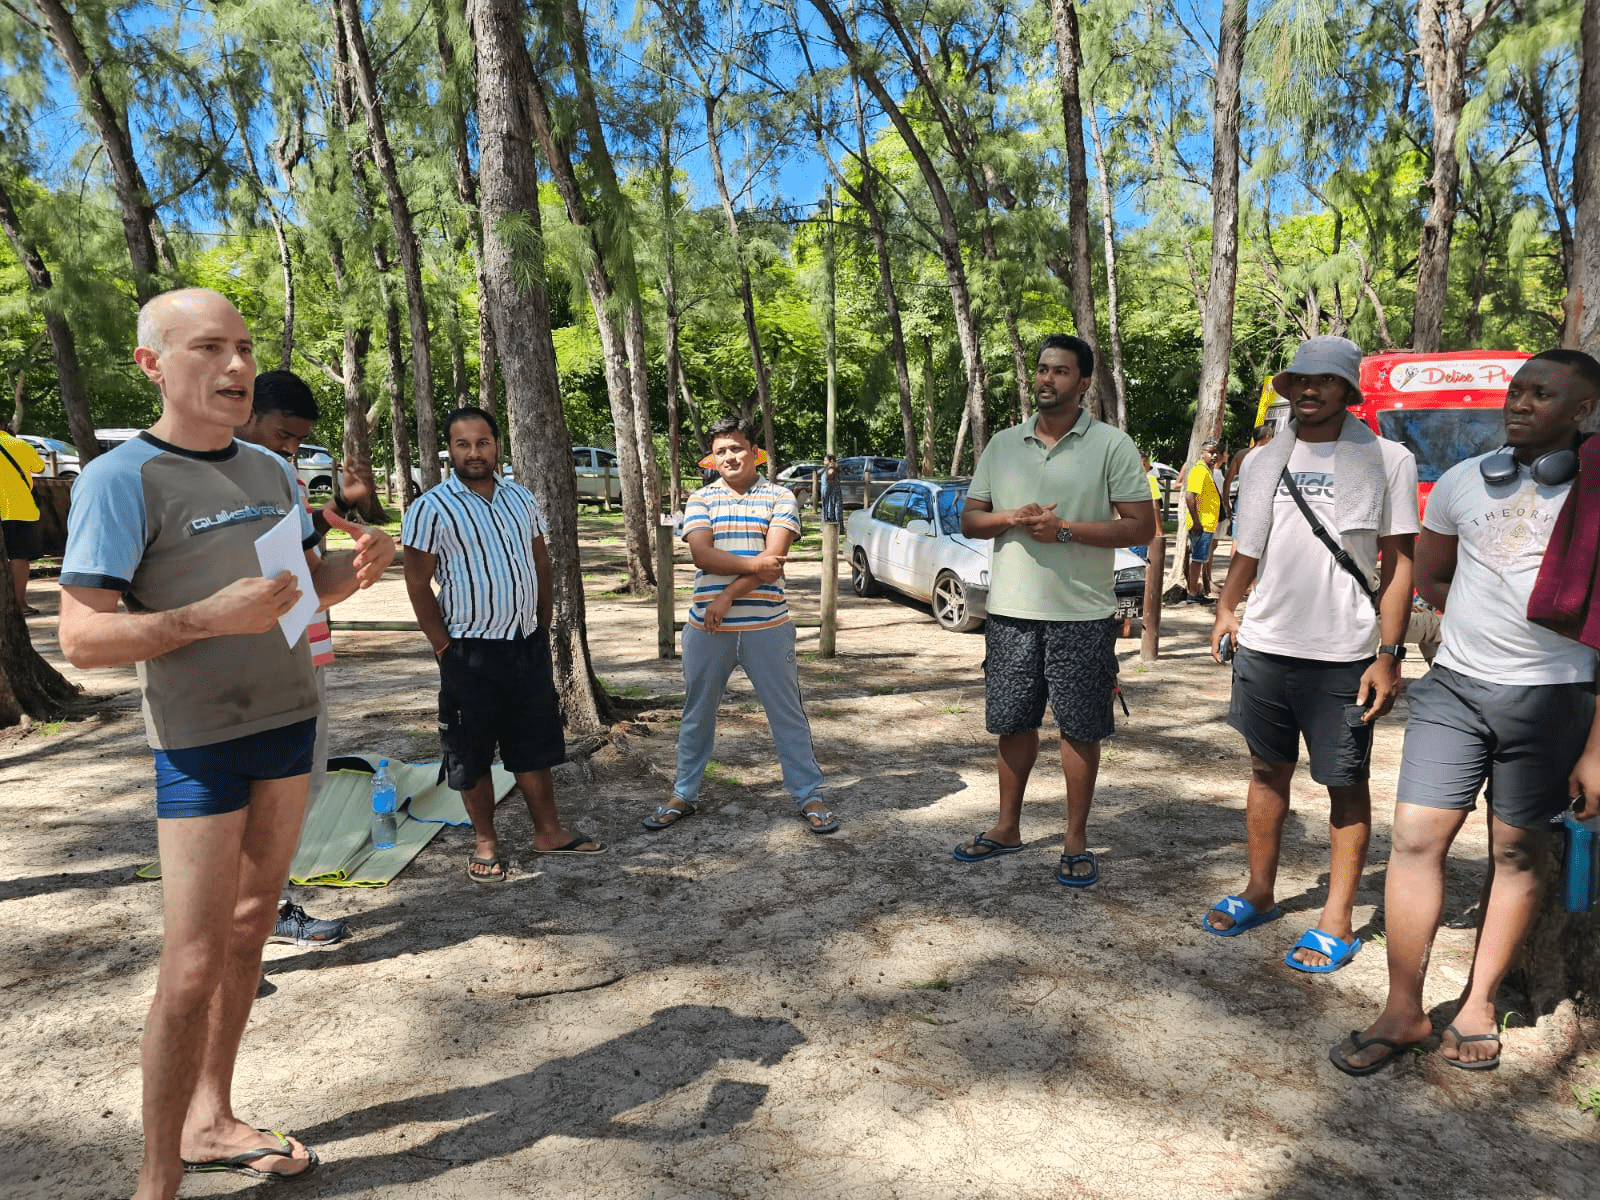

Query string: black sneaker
[1186,593,1215,606]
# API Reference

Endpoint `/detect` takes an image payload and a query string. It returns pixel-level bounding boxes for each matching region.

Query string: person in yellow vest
[1184,440,1224,604]
[0,427,46,614]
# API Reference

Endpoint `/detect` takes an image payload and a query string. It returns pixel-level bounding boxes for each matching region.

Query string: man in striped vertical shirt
[641,416,835,834]
[402,407,603,882]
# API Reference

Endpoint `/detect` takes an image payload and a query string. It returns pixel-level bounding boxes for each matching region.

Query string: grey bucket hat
[1271,335,1363,401]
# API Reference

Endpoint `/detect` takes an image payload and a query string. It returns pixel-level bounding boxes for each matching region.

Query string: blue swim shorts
[152,718,317,819]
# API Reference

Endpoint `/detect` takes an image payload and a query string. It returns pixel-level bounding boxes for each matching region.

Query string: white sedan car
[845,479,1147,633]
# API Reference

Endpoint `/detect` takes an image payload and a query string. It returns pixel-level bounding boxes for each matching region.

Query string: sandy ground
[2,524,1597,1200]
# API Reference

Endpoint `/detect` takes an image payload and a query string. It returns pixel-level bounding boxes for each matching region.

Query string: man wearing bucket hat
[1203,336,1418,976]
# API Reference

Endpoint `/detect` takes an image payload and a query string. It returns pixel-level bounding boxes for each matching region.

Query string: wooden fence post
[1140,534,1165,664]
[657,511,676,659]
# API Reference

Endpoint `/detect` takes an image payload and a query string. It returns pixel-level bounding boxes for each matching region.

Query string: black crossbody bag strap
[0,439,32,488]
[1279,467,1378,609]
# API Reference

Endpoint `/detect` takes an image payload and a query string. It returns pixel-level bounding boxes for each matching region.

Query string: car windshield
[936,485,967,536]
[31,436,74,454]
[1376,409,1505,482]
[299,448,333,465]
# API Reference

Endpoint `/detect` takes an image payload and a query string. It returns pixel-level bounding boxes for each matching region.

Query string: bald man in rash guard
[58,288,393,1198]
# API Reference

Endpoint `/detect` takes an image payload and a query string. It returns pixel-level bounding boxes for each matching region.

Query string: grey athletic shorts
[1227,646,1375,787]
[983,614,1118,742]
[1397,664,1596,830]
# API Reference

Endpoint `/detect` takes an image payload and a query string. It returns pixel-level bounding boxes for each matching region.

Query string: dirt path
[2,529,1596,1199]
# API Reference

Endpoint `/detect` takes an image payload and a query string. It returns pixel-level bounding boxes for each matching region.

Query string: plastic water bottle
[1563,812,1599,913]
[370,759,398,850]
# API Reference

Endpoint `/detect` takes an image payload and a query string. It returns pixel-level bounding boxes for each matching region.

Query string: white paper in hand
[253,511,320,649]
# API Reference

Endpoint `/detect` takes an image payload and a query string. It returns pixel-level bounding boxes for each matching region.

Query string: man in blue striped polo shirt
[641,416,835,834]
[402,406,603,882]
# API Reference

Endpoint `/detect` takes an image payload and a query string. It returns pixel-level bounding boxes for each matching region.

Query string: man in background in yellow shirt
[0,427,46,614]
[1185,439,1223,604]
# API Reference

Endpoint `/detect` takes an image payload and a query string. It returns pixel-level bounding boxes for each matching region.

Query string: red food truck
[1256,349,1532,511]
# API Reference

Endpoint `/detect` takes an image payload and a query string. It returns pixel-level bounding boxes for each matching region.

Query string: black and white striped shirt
[401,474,549,639]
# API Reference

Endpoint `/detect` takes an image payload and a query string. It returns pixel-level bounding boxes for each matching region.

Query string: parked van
[1256,349,1532,510]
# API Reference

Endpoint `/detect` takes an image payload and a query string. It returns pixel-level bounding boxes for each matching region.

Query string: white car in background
[846,478,1147,633]
[294,444,337,493]
[845,478,992,632]
[16,434,80,478]
[572,445,623,503]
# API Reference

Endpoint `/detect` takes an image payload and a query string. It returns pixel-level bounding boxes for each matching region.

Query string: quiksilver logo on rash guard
[187,503,287,535]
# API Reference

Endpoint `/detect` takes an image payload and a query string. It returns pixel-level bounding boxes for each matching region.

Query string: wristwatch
[1378,643,1407,661]
[1055,521,1073,544]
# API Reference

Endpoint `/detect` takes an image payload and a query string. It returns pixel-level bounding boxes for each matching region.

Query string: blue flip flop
[1284,928,1361,973]
[952,834,1025,862]
[1202,894,1281,937]
[1056,851,1098,888]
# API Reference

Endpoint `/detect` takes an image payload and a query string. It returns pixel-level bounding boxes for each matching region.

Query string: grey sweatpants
[673,622,825,808]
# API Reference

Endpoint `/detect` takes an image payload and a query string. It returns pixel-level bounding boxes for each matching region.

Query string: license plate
[1115,595,1141,618]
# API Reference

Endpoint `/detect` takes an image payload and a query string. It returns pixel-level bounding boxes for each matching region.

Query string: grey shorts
[984,614,1118,742]
[1227,646,1375,786]
[1397,665,1596,830]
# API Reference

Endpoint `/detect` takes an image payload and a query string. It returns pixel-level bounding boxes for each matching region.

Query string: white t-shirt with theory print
[1239,437,1419,662]
[1426,453,1597,686]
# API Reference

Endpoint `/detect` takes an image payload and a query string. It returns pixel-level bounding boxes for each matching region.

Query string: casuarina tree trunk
[32,0,178,302]
[0,175,98,463]
[524,67,655,591]
[1565,0,1600,357]
[1048,0,1115,423]
[1165,0,1246,598]
[1412,0,1499,351]
[338,0,440,491]
[469,0,612,731]
[0,538,78,727]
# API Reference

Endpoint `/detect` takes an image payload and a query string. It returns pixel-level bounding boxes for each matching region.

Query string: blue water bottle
[371,759,398,850]
[1562,812,1599,913]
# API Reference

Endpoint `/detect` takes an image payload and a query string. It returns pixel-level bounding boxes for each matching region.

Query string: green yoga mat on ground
[287,759,515,887]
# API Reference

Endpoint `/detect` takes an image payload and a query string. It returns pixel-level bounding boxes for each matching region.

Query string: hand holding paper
[254,511,321,648]
[189,572,303,638]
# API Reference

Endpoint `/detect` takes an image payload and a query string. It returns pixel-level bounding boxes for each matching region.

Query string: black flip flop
[1442,1023,1501,1071]
[533,834,607,855]
[642,801,696,831]
[467,854,506,883]
[183,1131,319,1180]
[1328,1030,1416,1077]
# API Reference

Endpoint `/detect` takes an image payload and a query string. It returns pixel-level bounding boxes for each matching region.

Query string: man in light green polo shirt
[951,334,1156,886]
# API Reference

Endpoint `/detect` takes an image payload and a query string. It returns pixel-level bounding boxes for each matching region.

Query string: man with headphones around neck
[1332,349,1600,1076]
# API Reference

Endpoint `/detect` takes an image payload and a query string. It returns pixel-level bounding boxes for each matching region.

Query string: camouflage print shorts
[983,614,1118,742]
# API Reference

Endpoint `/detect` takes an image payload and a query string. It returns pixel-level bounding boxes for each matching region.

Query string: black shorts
[2,519,41,560]
[984,614,1118,742]
[438,629,566,789]
[1227,646,1374,786]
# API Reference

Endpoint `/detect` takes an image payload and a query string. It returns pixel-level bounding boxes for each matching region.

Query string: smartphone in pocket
[1343,702,1373,727]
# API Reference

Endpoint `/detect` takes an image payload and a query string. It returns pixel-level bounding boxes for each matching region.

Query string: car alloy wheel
[932,571,982,632]
[851,548,881,597]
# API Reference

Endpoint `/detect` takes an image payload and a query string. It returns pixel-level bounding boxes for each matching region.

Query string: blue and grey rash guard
[61,432,319,750]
